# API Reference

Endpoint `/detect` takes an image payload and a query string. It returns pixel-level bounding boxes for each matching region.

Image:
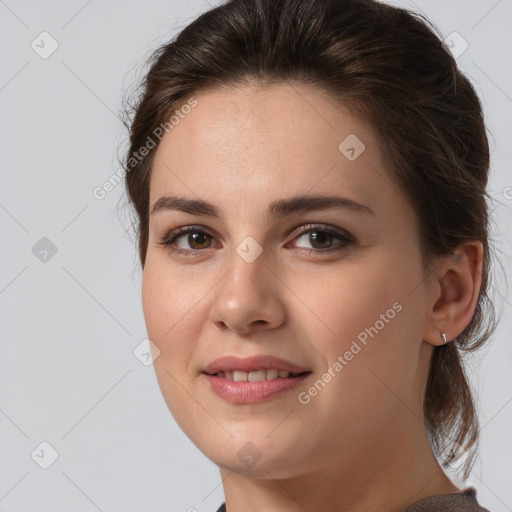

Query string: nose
[208,246,287,335]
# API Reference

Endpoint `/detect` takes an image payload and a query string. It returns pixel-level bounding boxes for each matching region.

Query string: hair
[121,0,498,481]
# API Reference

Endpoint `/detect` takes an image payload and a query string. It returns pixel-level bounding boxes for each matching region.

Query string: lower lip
[202,373,311,404]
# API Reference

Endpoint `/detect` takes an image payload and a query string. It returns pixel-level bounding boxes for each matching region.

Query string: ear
[423,240,484,346]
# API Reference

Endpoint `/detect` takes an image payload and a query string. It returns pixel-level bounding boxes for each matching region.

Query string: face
[142,83,432,478]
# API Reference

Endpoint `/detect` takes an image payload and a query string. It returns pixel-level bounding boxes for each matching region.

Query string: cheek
[141,259,196,393]
[141,258,204,423]
[296,247,424,391]
[294,257,404,343]
[142,253,205,343]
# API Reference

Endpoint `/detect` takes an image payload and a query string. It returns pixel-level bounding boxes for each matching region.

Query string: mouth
[201,354,312,403]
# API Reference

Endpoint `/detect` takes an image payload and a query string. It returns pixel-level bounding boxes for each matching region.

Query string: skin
[141,83,483,512]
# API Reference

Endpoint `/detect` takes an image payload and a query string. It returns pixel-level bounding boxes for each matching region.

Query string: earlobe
[423,241,484,346]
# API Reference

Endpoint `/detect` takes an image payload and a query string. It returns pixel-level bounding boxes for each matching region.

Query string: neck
[219,421,461,512]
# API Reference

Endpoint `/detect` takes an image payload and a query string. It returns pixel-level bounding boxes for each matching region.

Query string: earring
[441,332,448,344]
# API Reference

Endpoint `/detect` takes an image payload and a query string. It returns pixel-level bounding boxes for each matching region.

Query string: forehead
[149,83,399,218]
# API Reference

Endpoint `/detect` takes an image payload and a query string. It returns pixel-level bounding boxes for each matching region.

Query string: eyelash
[157,224,355,257]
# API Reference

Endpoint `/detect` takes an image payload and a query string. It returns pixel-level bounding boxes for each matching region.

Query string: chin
[189,428,303,477]
[212,449,298,478]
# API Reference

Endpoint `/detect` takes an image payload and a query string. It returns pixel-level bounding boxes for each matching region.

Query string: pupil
[189,232,210,249]
[310,231,332,248]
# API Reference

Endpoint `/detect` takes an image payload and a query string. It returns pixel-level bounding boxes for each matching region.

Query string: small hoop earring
[441,332,448,344]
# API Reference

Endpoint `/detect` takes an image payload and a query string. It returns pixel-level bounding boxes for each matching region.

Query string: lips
[202,355,312,403]
[202,354,310,376]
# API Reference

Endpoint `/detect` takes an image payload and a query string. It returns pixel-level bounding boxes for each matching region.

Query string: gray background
[1,0,511,510]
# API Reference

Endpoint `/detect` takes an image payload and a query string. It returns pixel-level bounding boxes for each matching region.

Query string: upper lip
[203,355,310,375]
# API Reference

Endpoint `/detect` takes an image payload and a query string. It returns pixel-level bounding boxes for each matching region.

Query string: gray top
[402,487,490,511]
[215,487,490,511]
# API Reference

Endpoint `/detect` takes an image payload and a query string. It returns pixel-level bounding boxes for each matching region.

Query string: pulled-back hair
[121,0,498,480]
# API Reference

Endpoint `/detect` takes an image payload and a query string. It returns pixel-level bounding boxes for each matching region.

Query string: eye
[157,224,355,257]
[287,224,355,254]
[157,226,216,256]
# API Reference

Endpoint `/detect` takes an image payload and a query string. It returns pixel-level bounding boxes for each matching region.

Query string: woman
[122,0,497,510]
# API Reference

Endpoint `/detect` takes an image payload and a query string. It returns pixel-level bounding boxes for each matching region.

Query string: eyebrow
[150,194,374,220]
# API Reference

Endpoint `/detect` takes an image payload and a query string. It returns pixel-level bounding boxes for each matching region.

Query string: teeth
[266,368,279,380]
[248,369,266,382]
[233,370,248,382]
[217,369,298,381]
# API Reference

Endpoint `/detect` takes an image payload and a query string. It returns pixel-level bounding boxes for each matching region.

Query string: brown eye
[180,231,212,250]
[158,227,216,255]
[291,225,354,254]
[307,231,335,249]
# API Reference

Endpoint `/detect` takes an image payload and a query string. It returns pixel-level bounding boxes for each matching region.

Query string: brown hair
[121,0,498,480]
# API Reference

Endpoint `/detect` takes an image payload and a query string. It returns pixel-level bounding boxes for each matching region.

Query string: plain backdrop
[1,0,511,511]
